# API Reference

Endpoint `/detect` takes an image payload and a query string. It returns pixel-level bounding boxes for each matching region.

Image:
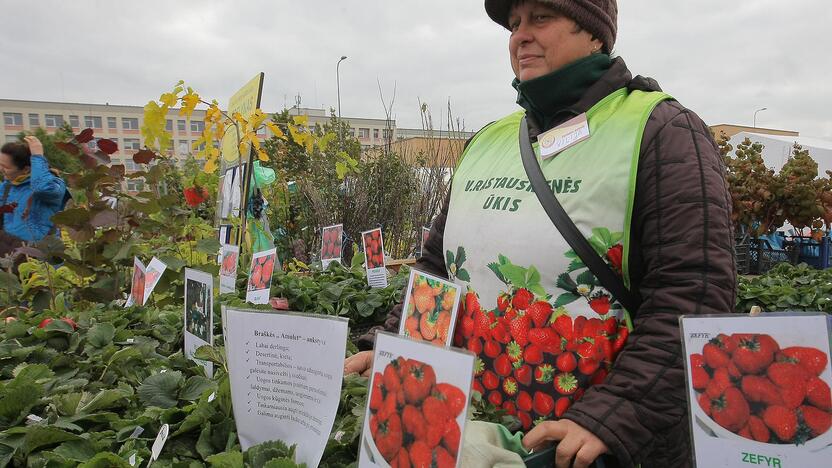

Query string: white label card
[219,244,240,294]
[361,228,387,288]
[150,423,169,462]
[538,112,591,159]
[680,313,832,467]
[222,306,348,467]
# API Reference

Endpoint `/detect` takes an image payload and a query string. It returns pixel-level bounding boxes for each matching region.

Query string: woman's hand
[24,136,44,156]
[523,419,608,468]
[344,350,374,377]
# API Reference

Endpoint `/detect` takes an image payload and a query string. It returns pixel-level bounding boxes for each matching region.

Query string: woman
[347,1,735,466]
[0,136,70,248]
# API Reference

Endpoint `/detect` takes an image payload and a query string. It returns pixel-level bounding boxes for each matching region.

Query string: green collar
[513,54,612,131]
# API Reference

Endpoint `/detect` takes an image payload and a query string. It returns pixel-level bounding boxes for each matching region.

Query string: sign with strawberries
[125,257,167,307]
[246,248,278,304]
[359,332,475,468]
[321,224,343,269]
[398,269,462,346]
[681,313,832,466]
[219,243,240,294]
[362,228,387,288]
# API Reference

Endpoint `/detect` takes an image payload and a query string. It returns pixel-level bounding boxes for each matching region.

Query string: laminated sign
[680,312,832,467]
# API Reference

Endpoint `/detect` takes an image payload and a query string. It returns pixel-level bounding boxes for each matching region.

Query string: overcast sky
[2,0,830,137]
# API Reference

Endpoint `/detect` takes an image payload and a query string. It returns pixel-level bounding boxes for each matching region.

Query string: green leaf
[159,255,188,272]
[525,265,541,287]
[498,264,527,288]
[456,268,471,282]
[86,322,116,348]
[555,273,577,292]
[137,371,184,409]
[264,459,305,468]
[591,227,613,246]
[194,345,227,368]
[179,376,216,401]
[196,238,222,256]
[350,251,365,269]
[487,262,507,283]
[554,292,580,307]
[22,426,80,455]
[78,385,133,413]
[445,250,455,267]
[207,450,244,468]
[78,452,132,468]
[567,258,585,273]
[455,246,467,268]
[246,440,297,468]
[588,235,608,257]
[576,270,599,287]
[335,161,348,180]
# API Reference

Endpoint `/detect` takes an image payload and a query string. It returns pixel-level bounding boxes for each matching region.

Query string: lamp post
[337,56,347,121]
[753,107,767,128]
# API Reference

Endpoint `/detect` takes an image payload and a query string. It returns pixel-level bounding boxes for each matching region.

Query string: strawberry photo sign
[362,228,387,288]
[681,313,832,467]
[246,248,278,304]
[398,269,462,347]
[359,332,475,468]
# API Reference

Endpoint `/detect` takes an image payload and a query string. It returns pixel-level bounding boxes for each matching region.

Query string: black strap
[518,116,642,316]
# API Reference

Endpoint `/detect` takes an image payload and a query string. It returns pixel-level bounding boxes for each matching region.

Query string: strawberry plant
[736,263,832,313]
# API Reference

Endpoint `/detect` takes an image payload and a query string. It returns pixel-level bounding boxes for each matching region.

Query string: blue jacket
[0,155,70,242]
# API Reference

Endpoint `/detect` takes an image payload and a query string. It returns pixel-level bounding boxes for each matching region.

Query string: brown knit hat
[485,0,617,52]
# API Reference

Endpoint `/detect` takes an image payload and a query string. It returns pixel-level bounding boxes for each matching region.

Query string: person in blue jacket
[0,136,70,245]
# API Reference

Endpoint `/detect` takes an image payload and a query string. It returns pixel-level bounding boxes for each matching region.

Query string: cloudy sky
[2,0,830,137]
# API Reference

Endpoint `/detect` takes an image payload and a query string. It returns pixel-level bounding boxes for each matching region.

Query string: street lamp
[753,107,767,128]
[337,56,348,120]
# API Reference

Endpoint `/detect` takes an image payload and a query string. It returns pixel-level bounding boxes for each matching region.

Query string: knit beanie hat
[485,0,617,52]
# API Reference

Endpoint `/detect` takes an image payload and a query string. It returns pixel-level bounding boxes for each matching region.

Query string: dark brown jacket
[359,58,737,467]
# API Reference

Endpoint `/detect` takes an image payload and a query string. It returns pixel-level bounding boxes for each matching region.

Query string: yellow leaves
[292,114,309,127]
[265,121,285,139]
[204,157,218,173]
[257,150,269,162]
[141,100,170,152]
[248,109,268,131]
[179,90,201,118]
[160,92,178,108]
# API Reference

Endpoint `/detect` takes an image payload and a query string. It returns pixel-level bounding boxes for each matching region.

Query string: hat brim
[484,0,513,30]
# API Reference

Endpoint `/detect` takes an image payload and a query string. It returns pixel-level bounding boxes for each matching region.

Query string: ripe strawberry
[612,325,629,352]
[512,288,534,310]
[514,364,532,386]
[517,391,533,412]
[691,367,710,392]
[779,381,807,409]
[517,411,532,430]
[442,418,461,457]
[779,346,828,377]
[806,376,831,410]
[706,367,734,399]
[370,373,385,412]
[554,397,571,417]
[552,314,573,342]
[726,362,743,380]
[554,372,579,396]
[714,333,738,354]
[690,353,705,368]
[494,354,512,377]
[526,301,553,328]
[491,322,510,344]
[572,315,587,338]
[533,391,555,416]
[534,364,555,384]
[509,315,531,347]
[378,392,398,419]
[703,342,730,369]
[762,405,798,441]
[403,360,436,404]
[589,368,608,385]
[497,293,510,313]
[711,386,750,432]
[502,400,517,416]
[556,352,577,373]
[460,315,475,338]
[372,412,403,461]
[484,340,502,359]
[473,310,494,339]
[747,415,770,443]
[800,405,832,438]
[502,377,518,396]
[738,425,752,440]
[600,316,617,336]
[488,390,503,407]
[464,290,481,316]
[472,380,484,396]
[431,383,465,419]
[423,395,450,424]
[528,328,560,352]
[507,341,524,363]
[589,295,611,315]
[524,344,544,365]
[482,371,499,391]
[402,405,427,441]
[391,447,410,468]
[467,337,482,355]
[731,334,776,374]
[741,375,783,406]
[384,363,402,395]
[577,357,600,376]
[768,361,810,388]
[408,440,432,467]
[698,392,712,416]
[595,335,614,363]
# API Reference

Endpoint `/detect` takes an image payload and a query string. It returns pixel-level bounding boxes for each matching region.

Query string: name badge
[538,113,591,159]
